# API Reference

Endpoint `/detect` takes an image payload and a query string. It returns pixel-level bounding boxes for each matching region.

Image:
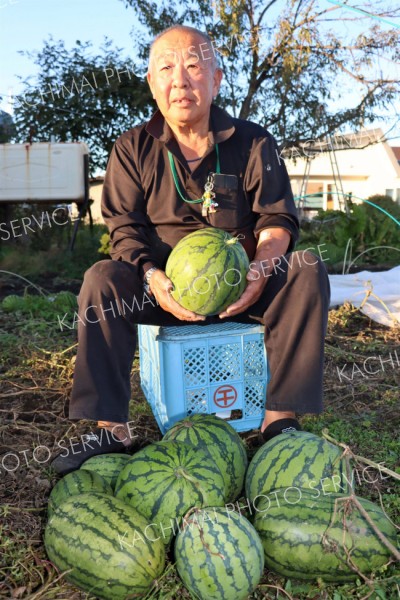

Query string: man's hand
[149,270,206,322]
[219,227,291,319]
[219,260,268,318]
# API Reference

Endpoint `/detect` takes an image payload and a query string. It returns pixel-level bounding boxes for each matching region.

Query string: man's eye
[187,63,199,69]
[160,65,171,71]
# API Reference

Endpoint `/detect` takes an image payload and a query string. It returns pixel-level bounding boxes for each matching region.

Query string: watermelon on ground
[246,431,349,503]
[48,470,112,516]
[175,507,264,600]
[45,492,165,599]
[114,441,226,545]
[253,487,398,581]
[165,227,249,315]
[80,453,130,490]
[163,414,248,502]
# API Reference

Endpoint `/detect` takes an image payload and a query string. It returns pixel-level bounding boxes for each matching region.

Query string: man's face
[147,31,222,128]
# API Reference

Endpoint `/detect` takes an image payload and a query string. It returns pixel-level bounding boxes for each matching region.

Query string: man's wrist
[143,267,160,295]
[144,266,159,284]
[248,258,273,283]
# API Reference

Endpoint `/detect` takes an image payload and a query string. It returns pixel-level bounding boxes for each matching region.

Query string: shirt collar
[145,103,236,145]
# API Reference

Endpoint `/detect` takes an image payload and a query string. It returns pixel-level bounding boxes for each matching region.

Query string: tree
[0,110,15,143]
[120,0,399,148]
[12,38,155,173]
[12,1,399,168]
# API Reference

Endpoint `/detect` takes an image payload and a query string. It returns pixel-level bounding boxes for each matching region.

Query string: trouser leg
[69,260,181,422]
[232,250,331,414]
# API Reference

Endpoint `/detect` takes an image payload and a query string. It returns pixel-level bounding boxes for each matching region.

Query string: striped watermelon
[165,228,249,315]
[80,453,130,490]
[253,488,398,581]
[175,507,264,600]
[48,470,112,516]
[45,492,165,599]
[246,431,349,503]
[163,414,248,502]
[114,441,226,545]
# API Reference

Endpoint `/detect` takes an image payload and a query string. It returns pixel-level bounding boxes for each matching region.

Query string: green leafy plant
[98,232,111,255]
[297,195,400,271]
[0,223,107,279]
[1,291,77,319]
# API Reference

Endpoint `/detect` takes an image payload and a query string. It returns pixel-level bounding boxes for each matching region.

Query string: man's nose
[172,63,189,87]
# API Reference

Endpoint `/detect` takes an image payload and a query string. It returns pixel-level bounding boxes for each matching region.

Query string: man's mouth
[173,98,193,105]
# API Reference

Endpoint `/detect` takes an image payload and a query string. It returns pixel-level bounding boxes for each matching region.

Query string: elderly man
[52,25,330,474]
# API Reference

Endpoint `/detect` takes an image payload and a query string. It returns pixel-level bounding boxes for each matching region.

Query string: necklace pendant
[204,173,215,193]
[201,173,218,217]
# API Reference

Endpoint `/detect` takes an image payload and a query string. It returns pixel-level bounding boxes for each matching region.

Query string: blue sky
[0,0,140,112]
[0,0,399,143]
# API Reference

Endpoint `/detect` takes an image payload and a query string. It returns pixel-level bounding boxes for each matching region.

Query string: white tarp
[329,266,400,327]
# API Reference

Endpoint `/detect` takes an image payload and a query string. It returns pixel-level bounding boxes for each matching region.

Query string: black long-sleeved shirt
[102,104,299,277]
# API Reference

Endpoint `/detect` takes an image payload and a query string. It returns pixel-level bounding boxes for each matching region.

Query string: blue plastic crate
[138,322,269,433]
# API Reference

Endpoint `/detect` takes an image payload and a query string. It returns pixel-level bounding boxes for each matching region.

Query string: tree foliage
[12,38,154,173]
[0,110,15,143]
[121,0,399,147]
[12,0,399,171]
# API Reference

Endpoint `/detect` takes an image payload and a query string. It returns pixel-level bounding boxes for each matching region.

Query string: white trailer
[0,142,90,248]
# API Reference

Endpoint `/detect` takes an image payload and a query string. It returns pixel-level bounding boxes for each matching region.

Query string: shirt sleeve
[244,132,299,252]
[101,134,159,277]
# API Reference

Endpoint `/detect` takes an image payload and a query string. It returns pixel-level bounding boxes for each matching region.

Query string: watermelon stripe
[48,471,112,515]
[56,494,160,558]
[246,432,348,503]
[189,427,238,492]
[253,490,397,582]
[166,228,249,315]
[175,243,235,310]
[45,493,165,599]
[177,245,240,313]
[115,442,226,545]
[49,516,149,570]
[80,453,130,490]
[46,544,152,594]
[216,521,254,593]
[163,416,248,502]
[175,508,264,600]
[150,479,191,521]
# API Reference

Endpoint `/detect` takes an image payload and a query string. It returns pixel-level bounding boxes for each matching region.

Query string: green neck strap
[168,144,220,204]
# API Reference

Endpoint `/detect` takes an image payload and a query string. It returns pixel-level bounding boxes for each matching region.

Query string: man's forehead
[152,34,212,60]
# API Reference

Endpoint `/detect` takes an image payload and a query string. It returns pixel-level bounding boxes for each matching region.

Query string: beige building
[88,176,105,223]
[88,129,400,223]
[283,129,400,213]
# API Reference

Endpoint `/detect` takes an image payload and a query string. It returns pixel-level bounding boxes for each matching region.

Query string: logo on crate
[213,385,237,408]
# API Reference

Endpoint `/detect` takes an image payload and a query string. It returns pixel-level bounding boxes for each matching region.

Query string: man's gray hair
[148,24,219,72]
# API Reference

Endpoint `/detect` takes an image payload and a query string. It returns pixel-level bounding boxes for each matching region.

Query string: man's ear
[213,68,223,97]
[146,71,155,99]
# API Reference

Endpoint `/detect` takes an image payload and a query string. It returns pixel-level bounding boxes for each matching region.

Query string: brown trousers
[69,250,330,422]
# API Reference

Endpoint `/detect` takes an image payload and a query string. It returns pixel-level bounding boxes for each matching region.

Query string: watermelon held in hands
[45,492,165,600]
[114,441,226,545]
[47,470,113,516]
[163,414,248,502]
[80,453,131,490]
[253,488,398,581]
[175,507,264,600]
[246,431,349,503]
[165,227,249,315]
